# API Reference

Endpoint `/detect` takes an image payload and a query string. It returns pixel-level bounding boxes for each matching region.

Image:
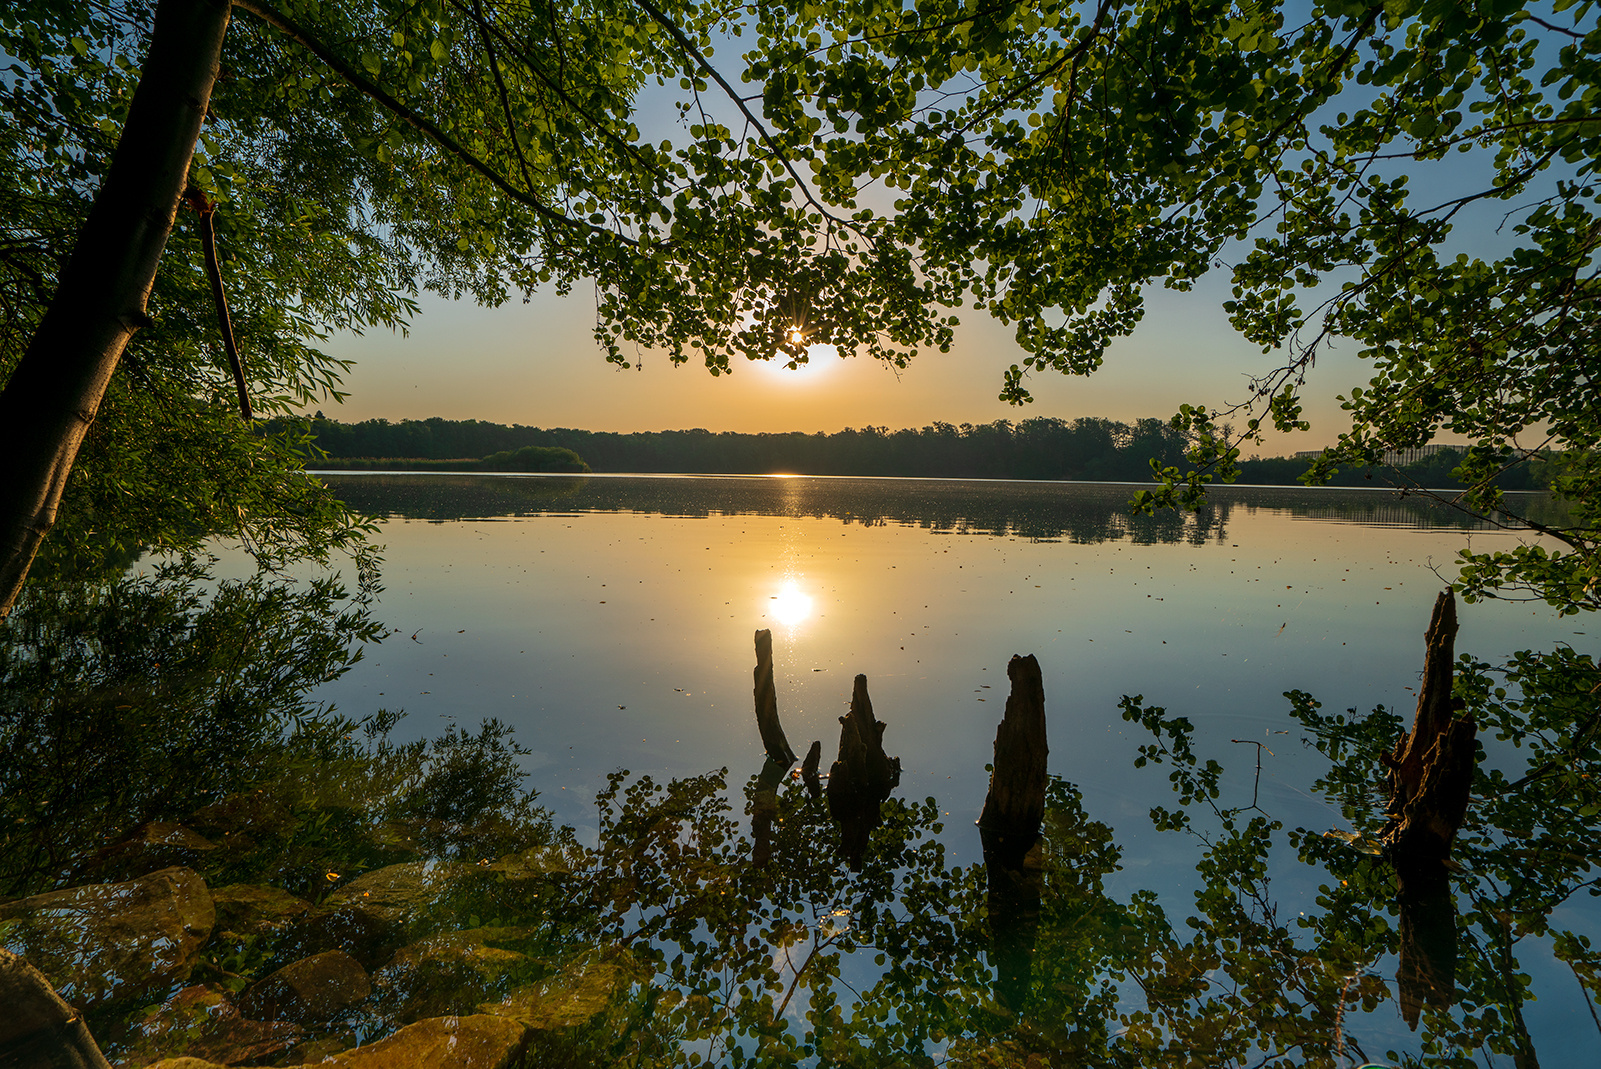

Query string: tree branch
[232,0,625,241]
[184,188,252,420]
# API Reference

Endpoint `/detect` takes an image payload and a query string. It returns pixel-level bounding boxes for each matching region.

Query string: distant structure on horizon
[1293,443,1458,466]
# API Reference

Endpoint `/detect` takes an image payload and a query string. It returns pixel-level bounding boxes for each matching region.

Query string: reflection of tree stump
[753,630,796,767]
[977,654,1048,1011]
[1395,869,1457,1029]
[979,654,1048,869]
[1381,591,1470,1027]
[1381,591,1477,871]
[749,757,788,868]
[983,838,1043,1015]
[826,675,901,870]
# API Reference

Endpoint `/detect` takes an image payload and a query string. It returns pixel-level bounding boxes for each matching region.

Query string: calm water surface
[295,474,1599,1062]
[313,474,1579,841]
[7,471,1594,1066]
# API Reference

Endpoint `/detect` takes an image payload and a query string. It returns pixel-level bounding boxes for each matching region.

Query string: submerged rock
[187,792,297,844]
[0,867,214,1010]
[209,884,317,942]
[74,823,218,885]
[372,928,531,1022]
[111,984,301,1066]
[478,948,642,1030]
[324,1015,529,1069]
[269,861,472,972]
[483,844,573,880]
[325,861,469,930]
[237,950,371,1025]
[142,1014,530,1069]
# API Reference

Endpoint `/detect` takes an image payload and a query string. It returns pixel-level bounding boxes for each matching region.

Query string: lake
[5,472,1596,1067]
[311,474,1576,833]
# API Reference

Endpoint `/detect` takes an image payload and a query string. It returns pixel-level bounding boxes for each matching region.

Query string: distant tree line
[286,415,1554,488]
[294,415,1190,480]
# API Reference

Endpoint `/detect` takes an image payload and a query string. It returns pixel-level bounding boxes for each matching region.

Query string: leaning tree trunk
[0,0,231,618]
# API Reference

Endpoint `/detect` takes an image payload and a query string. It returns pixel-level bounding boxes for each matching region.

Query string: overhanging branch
[232,0,627,242]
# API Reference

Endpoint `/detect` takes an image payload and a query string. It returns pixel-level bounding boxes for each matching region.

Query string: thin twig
[183,188,252,420]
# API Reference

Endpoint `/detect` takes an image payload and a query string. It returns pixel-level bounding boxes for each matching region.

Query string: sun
[757,343,840,383]
[770,580,814,627]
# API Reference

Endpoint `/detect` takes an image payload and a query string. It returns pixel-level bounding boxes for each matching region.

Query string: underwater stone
[0,867,214,1011]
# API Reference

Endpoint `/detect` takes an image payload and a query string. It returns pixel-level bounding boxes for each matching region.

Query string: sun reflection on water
[770,580,814,628]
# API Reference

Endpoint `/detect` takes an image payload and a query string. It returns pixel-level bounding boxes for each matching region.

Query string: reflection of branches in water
[4,567,1596,1065]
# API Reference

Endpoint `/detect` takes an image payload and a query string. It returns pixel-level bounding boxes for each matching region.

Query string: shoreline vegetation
[289,415,1560,490]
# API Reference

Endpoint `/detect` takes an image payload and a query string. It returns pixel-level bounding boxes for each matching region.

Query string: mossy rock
[210,884,318,941]
[237,949,371,1025]
[324,861,473,931]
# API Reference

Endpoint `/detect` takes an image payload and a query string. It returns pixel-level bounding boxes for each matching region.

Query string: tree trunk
[0,0,231,618]
[752,629,797,766]
[979,653,1049,868]
[1381,590,1477,869]
[826,674,900,870]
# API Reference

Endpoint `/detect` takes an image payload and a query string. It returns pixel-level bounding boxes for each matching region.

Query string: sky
[320,272,1372,454]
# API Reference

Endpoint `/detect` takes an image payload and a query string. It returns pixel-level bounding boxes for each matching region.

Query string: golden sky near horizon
[320,275,1371,453]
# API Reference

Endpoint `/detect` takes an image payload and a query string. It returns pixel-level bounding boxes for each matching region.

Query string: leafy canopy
[3,0,1596,608]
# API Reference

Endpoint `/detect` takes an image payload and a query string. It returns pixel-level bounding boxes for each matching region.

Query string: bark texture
[752,629,797,767]
[979,653,1048,868]
[826,674,900,869]
[1381,591,1477,869]
[0,949,113,1069]
[0,0,232,618]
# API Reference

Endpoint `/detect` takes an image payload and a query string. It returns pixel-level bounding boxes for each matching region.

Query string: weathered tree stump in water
[1381,591,1477,872]
[752,629,797,767]
[976,654,1048,1010]
[826,675,901,869]
[801,740,822,800]
[979,654,1049,869]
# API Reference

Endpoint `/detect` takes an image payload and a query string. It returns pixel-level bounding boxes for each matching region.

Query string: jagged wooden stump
[752,629,796,767]
[1381,591,1477,873]
[979,654,1048,869]
[826,675,901,870]
[800,740,822,800]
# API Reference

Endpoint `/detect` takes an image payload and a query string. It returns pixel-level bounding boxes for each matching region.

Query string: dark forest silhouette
[290,415,1552,489]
